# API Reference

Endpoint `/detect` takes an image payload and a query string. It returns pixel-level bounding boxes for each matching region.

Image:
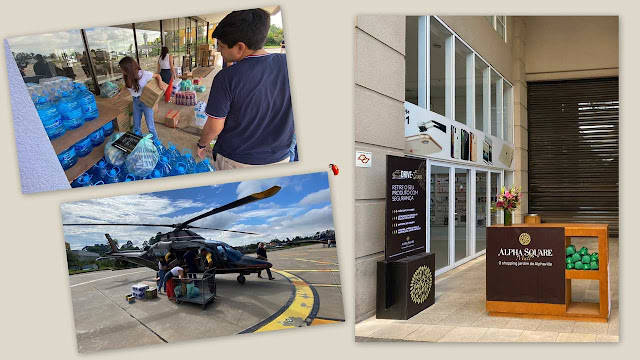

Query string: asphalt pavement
[69,243,343,353]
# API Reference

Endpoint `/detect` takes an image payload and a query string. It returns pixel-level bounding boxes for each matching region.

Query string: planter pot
[504,210,512,226]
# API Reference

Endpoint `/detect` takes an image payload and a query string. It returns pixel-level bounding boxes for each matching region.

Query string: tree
[265,24,284,46]
[67,250,80,267]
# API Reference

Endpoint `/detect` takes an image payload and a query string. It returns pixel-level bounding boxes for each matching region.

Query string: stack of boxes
[132,283,149,299]
[199,44,215,67]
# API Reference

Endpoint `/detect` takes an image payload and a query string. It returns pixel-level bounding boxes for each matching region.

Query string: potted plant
[493,186,522,226]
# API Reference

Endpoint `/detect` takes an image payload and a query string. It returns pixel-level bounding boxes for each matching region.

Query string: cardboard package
[145,287,158,299]
[165,109,180,128]
[140,79,168,108]
[181,71,193,80]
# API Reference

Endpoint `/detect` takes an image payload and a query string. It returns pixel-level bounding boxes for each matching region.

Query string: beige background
[0,0,635,358]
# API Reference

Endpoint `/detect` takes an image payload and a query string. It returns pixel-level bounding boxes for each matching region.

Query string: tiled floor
[355,237,619,343]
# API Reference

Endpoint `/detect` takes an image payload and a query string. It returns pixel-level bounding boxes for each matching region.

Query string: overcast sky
[61,172,332,250]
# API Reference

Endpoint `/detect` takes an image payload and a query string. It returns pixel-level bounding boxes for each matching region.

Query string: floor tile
[535,320,575,333]
[438,312,483,327]
[572,321,608,335]
[369,323,422,340]
[403,324,455,342]
[438,326,488,342]
[557,332,597,342]
[595,334,619,342]
[503,318,542,331]
[477,328,523,342]
[516,330,559,342]
[406,312,449,325]
[355,318,394,337]
[470,315,510,329]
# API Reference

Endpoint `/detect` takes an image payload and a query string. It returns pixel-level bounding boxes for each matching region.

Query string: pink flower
[496,200,504,208]
[505,191,512,199]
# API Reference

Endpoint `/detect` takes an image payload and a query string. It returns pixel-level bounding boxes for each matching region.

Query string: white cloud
[297,188,330,206]
[235,177,289,198]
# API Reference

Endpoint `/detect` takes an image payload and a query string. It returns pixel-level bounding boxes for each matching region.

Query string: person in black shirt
[256,242,274,280]
[183,248,198,275]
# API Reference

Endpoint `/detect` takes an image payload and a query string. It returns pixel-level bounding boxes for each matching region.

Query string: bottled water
[102,121,115,137]
[89,158,108,183]
[90,128,105,147]
[91,180,105,186]
[75,83,99,121]
[71,173,92,188]
[153,138,167,156]
[57,89,84,130]
[154,155,172,177]
[169,162,187,176]
[165,142,181,165]
[33,94,66,140]
[149,169,164,179]
[177,149,196,174]
[125,134,159,177]
[57,146,78,170]
[194,158,215,173]
[104,166,123,184]
[124,174,137,182]
[74,135,93,157]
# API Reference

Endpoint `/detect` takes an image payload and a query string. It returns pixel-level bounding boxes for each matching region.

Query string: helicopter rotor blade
[180,185,281,228]
[63,223,176,228]
[187,226,261,236]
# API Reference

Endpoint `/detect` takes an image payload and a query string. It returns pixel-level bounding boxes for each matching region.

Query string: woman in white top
[157,46,176,84]
[114,56,162,139]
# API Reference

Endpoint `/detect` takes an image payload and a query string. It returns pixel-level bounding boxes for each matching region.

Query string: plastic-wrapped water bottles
[194,158,215,173]
[149,169,164,179]
[88,158,108,183]
[75,83,99,121]
[125,134,159,177]
[177,149,196,174]
[74,135,93,157]
[170,162,187,176]
[165,142,181,164]
[71,173,92,188]
[105,132,127,166]
[99,81,120,98]
[104,166,123,184]
[153,138,167,156]
[92,181,105,186]
[102,121,114,137]
[57,88,84,130]
[90,128,105,147]
[33,91,66,140]
[154,155,172,177]
[57,146,78,170]
[124,174,137,182]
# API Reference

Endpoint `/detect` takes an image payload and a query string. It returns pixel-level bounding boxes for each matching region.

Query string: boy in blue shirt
[197,9,295,169]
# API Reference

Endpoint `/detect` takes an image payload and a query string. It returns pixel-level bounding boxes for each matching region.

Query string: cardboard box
[140,79,168,109]
[165,109,180,128]
[181,71,193,80]
[145,287,158,299]
[199,43,214,51]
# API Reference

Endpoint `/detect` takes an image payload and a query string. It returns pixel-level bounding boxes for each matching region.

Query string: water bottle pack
[100,81,120,98]
[104,132,127,166]
[74,83,99,120]
[176,149,197,174]
[194,157,214,173]
[194,101,208,127]
[102,121,115,137]
[74,135,93,158]
[125,134,159,178]
[57,146,78,170]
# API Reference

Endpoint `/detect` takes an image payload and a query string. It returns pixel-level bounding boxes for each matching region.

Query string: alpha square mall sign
[486,227,566,304]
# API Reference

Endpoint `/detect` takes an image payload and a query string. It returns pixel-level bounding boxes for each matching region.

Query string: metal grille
[527,78,619,237]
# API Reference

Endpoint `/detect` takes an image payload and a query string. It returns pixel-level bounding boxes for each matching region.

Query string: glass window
[454,39,472,125]
[135,21,162,74]
[476,171,488,252]
[430,165,450,270]
[454,168,470,262]
[490,70,500,137]
[475,56,488,132]
[405,16,419,106]
[85,25,136,89]
[496,16,506,40]
[9,30,90,87]
[484,16,494,26]
[430,17,450,116]
[503,82,513,143]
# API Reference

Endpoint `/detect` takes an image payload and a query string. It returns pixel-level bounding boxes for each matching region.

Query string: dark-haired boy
[197,9,295,170]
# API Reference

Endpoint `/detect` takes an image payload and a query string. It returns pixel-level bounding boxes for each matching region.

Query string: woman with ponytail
[157,47,176,102]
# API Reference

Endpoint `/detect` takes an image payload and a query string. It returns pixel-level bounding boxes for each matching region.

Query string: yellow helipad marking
[310,284,341,287]
[294,258,339,266]
[277,269,340,272]
[255,270,315,332]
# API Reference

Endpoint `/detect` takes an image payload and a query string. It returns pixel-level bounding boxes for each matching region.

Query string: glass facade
[10,16,212,95]
[430,17,450,116]
[430,165,450,270]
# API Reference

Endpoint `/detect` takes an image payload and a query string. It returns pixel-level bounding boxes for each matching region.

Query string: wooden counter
[486,223,610,322]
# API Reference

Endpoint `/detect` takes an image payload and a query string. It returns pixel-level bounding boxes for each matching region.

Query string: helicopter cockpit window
[216,245,228,261]
[224,245,243,262]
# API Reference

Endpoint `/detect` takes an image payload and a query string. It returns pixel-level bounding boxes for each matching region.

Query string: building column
[511,17,528,224]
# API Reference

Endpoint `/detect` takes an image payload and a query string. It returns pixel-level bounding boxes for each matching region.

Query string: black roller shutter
[528,78,619,237]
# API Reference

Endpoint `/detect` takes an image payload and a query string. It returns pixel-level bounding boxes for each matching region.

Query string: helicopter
[64,186,281,284]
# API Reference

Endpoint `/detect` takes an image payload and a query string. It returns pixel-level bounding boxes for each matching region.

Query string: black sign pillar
[376,155,434,320]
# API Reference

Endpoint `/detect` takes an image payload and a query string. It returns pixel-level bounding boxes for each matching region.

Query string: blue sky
[61,172,332,250]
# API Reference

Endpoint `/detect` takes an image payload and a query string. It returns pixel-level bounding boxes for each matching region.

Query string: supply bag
[187,282,200,298]
[104,132,127,166]
[125,134,159,177]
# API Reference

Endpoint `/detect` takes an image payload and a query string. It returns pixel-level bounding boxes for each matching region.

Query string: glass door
[475,170,488,252]
[430,164,451,271]
[454,168,471,262]
[490,172,503,225]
